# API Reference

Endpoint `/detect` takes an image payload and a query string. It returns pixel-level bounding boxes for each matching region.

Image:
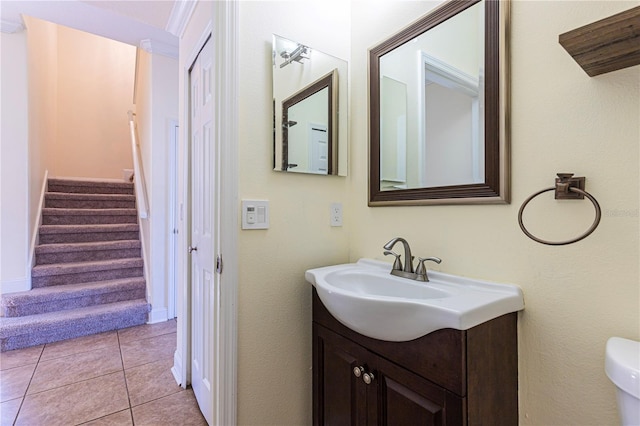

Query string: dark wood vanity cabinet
[312,290,518,426]
[314,324,462,425]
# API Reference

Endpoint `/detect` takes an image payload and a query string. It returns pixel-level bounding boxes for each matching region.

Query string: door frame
[168,119,179,320]
[174,2,238,424]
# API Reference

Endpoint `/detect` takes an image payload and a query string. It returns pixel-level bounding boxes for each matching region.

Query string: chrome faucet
[383,237,441,281]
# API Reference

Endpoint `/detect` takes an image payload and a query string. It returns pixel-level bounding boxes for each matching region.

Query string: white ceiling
[78,1,175,30]
[0,0,179,54]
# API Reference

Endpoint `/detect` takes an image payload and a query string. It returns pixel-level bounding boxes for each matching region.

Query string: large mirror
[273,35,348,176]
[369,0,510,205]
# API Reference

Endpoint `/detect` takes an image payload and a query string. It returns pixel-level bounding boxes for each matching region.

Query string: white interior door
[308,123,328,174]
[189,36,217,425]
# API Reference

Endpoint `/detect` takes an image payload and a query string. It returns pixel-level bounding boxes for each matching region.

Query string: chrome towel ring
[518,173,601,246]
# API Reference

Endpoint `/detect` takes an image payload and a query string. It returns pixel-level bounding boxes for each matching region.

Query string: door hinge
[216,255,223,274]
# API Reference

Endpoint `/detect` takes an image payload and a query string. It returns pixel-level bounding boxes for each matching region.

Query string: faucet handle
[384,250,403,271]
[415,257,442,282]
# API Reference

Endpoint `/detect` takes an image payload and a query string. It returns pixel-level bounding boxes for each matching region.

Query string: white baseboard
[1,277,30,294]
[171,349,186,388]
[147,306,168,324]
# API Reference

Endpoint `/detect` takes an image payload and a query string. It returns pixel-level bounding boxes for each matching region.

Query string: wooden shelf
[559,6,640,77]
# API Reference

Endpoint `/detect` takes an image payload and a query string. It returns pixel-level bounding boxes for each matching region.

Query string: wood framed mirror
[281,70,337,174]
[369,0,510,206]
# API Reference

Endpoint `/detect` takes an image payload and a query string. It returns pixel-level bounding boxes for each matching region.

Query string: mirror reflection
[370,0,509,205]
[380,1,484,190]
[282,71,336,174]
[273,34,348,176]
[380,77,408,188]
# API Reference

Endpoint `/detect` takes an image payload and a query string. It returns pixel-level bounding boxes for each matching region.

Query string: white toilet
[606,337,640,425]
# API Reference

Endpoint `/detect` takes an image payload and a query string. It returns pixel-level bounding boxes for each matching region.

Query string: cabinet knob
[363,372,375,385]
[353,366,364,378]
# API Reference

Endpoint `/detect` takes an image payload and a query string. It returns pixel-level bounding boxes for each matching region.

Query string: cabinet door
[314,324,369,426]
[373,356,465,426]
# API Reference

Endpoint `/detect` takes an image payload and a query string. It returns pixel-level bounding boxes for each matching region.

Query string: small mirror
[273,34,348,176]
[369,0,510,205]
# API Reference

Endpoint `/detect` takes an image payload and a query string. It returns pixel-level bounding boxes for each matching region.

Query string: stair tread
[39,224,139,234]
[35,240,141,254]
[32,257,143,277]
[43,208,137,216]
[45,192,135,200]
[48,178,133,188]
[1,277,146,306]
[0,299,150,336]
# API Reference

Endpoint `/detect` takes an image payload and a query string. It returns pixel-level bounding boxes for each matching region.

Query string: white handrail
[127,110,149,219]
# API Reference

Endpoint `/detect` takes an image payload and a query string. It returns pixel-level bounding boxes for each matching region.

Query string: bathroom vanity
[312,289,518,425]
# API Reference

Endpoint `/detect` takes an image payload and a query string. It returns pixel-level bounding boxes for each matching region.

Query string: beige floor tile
[0,397,22,426]
[125,357,182,407]
[28,345,123,395]
[16,371,129,426]
[41,331,118,361]
[0,345,43,371]
[117,319,177,344]
[81,409,133,425]
[0,364,35,402]
[120,332,176,369]
[131,389,207,426]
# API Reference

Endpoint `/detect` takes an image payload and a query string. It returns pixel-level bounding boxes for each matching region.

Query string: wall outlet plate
[331,202,343,227]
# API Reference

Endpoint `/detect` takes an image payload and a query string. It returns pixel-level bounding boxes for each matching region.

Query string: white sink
[305,258,524,341]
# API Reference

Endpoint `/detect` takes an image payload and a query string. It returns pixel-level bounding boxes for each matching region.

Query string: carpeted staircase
[0,178,151,351]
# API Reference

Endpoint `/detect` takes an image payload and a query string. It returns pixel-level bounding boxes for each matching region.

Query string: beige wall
[349,1,639,425]
[238,2,350,424]
[0,30,30,292]
[24,17,58,292]
[55,25,135,179]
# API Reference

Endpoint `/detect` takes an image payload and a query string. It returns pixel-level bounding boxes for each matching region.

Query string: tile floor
[0,320,207,425]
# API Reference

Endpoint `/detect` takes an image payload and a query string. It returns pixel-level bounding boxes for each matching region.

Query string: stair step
[35,240,141,265]
[32,258,143,277]
[42,208,138,225]
[32,258,144,288]
[44,192,136,209]
[1,277,146,317]
[48,178,134,195]
[39,223,139,244]
[3,176,150,351]
[0,299,150,351]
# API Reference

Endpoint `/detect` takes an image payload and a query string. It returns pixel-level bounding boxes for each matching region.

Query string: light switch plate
[242,200,269,230]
